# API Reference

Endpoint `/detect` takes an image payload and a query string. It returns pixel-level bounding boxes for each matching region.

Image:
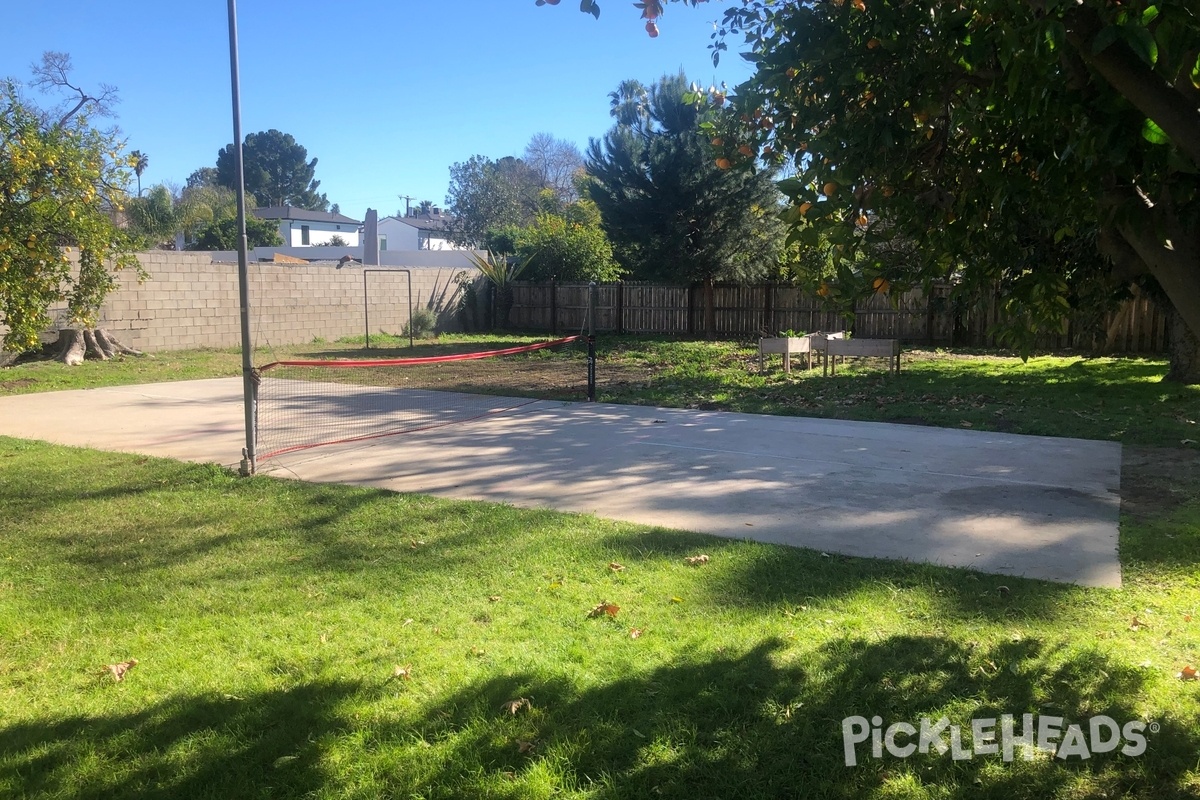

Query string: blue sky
[1,1,751,219]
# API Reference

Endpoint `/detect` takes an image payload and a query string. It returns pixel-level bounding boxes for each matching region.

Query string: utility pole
[400,195,414,216]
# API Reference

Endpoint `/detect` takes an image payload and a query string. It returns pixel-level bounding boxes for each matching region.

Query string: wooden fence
[509,281,1168,354]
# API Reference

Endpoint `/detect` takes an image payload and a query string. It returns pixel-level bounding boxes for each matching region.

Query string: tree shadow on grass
[401,636,1198,799]
[0,680,362,799]
[3,638,1193,799]
[596,526,1084,624]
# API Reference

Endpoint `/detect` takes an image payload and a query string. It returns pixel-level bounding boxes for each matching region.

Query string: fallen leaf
[501,697,531,715]
[997,585,1011,597]
[392,664,412,680]
[516,739,536,754]
[820,552,831,558]
[1185,615,1193,623]
[273,755,299,768]
[632,728,647,738]
[609,562,626,572]
[1130,616,1146,632]
[470,646,486,657]
[548,580,563,590]
[402,618,414,626]
[410,539,426,549]
[589,602,620,618]
[670,596,683,604]
[105,659,138,682]
[684,554,710,566]
[1181,439,1197,446]
[488,595,501,602]
[1178,665,1198,681]
[629,627,644,639]
[960,420,973,428]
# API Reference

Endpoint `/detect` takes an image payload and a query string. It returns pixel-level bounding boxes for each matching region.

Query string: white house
[252,206,362,247]
[377,207,464,252]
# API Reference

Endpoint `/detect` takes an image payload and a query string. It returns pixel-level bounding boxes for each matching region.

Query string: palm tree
[607,79,648,127]
[130,150,149,196]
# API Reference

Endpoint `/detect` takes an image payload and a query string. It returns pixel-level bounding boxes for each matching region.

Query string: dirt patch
[1120,445,1200,519]
[0,379,37,393]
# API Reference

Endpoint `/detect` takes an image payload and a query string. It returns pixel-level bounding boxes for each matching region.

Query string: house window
[301,225,310,245]
[379,235,387,252]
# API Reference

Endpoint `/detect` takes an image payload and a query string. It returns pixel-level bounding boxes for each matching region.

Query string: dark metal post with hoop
[363,269,413,350]
[587,281,597,403]
[227,0,256,476]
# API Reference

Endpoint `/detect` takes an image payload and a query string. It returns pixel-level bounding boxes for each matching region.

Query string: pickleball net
[253,334,594,461]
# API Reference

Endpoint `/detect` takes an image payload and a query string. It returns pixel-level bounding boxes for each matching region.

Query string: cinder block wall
[46,252,478,351]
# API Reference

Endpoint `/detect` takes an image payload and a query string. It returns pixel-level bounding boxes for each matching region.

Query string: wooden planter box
[758,335,822,374]
[823,337,902,375]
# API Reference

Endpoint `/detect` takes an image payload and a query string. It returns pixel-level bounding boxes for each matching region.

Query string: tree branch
[1062,6,1200,168]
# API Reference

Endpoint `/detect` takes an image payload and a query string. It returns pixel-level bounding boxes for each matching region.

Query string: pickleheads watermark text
[842,714,1154,767]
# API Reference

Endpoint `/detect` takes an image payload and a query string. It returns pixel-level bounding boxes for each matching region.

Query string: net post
[240,368,260,476]
[227,0,256,477]
[587,281,596,403]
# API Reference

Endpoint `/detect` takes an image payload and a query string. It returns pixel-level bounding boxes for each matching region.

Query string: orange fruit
[799,201,813,216]
[711,137,724,146]
[872,277,890,293]
[715,158,732,170]
[645,21,659,37]
[867,38,880,49]
[738,144,755,157]
[817,283,830,297]
[822,182,838,197]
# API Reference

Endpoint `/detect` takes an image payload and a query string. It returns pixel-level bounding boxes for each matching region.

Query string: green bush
[402,307,438,339]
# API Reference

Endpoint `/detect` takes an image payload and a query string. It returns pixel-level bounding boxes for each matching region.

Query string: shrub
[402,307,438,339]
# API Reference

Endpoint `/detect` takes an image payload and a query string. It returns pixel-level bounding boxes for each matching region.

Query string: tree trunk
[53,328,143,365]
[1115,200,1200,385]
[1165,305,1200,385]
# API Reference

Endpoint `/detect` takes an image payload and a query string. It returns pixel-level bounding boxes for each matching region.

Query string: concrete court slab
[0,378,1123,587]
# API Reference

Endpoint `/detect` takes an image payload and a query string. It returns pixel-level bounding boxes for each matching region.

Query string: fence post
[687,283,696,336]
[616,281,625,335]
[764,282,773,335]
[550,279,558,334]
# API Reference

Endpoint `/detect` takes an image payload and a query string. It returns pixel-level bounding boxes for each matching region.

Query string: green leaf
[1118,25,1158,66]
[1141,5,1159,26]
[1091,25,1120,54]
[1141,118,1170,145]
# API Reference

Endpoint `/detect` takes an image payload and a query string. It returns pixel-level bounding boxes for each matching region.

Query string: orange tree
[0,73,143,363]
[550,0,1200,381]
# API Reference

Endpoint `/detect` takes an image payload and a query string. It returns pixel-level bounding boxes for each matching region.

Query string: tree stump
[52,328,144,365]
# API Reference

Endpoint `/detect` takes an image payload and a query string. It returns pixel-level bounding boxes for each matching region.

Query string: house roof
[383,212,454,235]
[252,206,361,225]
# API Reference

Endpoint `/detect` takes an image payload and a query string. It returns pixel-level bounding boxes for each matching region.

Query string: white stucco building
[252,206,362,247]
[376,207,464,252]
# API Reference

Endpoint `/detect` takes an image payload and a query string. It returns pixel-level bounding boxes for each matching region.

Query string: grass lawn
[2,334,1200,797]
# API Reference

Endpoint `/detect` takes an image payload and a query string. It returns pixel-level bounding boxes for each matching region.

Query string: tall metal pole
[587,281,596,402]
[227,0,256,476]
